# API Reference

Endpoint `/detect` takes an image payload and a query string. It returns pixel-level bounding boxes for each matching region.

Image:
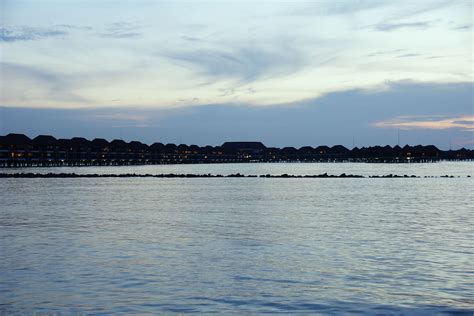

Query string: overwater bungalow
[0,133,472,167]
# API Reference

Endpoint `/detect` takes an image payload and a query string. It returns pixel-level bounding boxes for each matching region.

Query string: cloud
[287,0,464,19]
[452,24,472,31]
[100,21,141,38]
[163,44,306,83]
[55,24,93,31]
[365,49,406,57]
[0,62,86,103]
[397,53,420,58]
[1,81,472,149]
[91,113,149,122]
[181,36,202,42]
[374,21,432,32]
[374,115,474,130]
[378,0,465,24]
[325,1,387,15]
[363,1,468,33]
[0,26,67,42]
[0,22,143,42]
[285,1,388,17]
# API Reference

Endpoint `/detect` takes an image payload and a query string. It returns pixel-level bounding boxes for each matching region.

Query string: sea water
[1,162,473,314]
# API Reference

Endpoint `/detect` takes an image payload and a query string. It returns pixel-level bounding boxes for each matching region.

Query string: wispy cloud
[365,49,406,57]
[452,24,472,31]
[326,0,387,15]
[376,0,464,25]
[424,56,444,60]
[55,24,92,31]
[0,26,67,42]
[163,44,307,83]
[0,22,144,43]
[397,53,420,58]
[0,62,86,103]
[100,21,142,38]
[374,115,474,130]
[285,1,388,17]
[91,113,149,122]
[0,24,95,42]
[374,21,432,32]
[81,111,153,129]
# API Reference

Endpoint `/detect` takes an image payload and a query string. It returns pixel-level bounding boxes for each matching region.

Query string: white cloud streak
[374,115,474,130]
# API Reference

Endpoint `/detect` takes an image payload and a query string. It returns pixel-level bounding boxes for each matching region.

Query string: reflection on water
[1,163,473,314]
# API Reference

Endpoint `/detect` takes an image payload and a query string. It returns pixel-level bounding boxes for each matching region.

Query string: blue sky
[0,0,472,148]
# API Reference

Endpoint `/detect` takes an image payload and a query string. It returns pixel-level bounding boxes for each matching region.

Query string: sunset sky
[0,0,472,148]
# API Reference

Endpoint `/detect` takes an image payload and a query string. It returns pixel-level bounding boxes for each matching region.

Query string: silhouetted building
[32,135,58,162]
[0,133,472,167]
[221,142,266,153]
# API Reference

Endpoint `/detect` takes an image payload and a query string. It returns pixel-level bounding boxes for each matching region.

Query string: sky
[0,0,472,148]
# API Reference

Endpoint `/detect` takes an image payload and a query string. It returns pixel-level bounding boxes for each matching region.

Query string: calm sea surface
[1,162,473,314]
